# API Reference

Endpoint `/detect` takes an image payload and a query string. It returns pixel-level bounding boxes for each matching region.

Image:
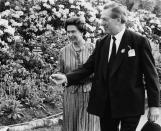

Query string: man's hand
[50,73,67,85]
[148,107,160,122]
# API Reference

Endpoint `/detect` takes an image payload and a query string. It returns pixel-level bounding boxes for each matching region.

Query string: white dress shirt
[108,27,126,61]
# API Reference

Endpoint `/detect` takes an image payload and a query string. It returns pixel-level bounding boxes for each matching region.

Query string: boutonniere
[121,49,125,53]
[128,45,135,57]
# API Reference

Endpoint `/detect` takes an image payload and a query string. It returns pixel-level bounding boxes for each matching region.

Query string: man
[50,2,160,131]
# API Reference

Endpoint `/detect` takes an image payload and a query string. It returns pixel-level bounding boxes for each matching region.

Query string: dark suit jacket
[66,29,160,118]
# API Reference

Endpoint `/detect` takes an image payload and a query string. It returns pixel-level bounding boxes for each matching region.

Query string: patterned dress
[58,42,100,131]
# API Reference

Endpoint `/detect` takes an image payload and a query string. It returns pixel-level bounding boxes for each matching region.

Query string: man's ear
[116,17,121,23]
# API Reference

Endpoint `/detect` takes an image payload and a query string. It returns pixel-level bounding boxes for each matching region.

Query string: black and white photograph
[0,0,161,131]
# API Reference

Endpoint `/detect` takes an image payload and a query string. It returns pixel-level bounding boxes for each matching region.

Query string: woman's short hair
[103,2,127,24]
[64,17,87,35]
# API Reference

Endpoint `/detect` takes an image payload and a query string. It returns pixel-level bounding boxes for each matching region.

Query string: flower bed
[0,111,63,131]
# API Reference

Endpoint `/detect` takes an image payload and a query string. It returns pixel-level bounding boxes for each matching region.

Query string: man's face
[66,25,83,43]
[101,9,118,35]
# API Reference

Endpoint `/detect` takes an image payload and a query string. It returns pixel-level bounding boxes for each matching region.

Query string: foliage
[141,0,156,12]
[0,96,24,120]
[127,10,161,45]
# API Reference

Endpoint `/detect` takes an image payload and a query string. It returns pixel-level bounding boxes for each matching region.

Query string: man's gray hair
[103,2,127,24]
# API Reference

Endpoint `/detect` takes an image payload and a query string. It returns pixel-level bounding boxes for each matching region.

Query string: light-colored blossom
[0,19,9,27]
[69,0,74,4]
[75,6,80,10]
[52,8,56,13]
[41,0,48,3]
[59,5,64,8]
[69,12,75,17]
[5,2,10,6]
[89,17,95,22]
[149,19,161,25]
[15,6,21,11]
[4,26,15,35]
[0,10,10,17]
[79,16,86,22]
[16,11,24,16]
[78,11,85,16]
[46,24,53,30]
[30,14,35,19]
[34,5,41,10]
[85,32,90,37]
[55,11,62,18]
[64,9,69,14]
[49,0,55,5]
[14,36,21,41]
[71,5,75,8]
[48,16,52,21]
[41,10,47,15]
[0,30,3,35]
[43,3,51,9]
[12,14,20,18]
[10,19,22,27]
[86,24,95,32]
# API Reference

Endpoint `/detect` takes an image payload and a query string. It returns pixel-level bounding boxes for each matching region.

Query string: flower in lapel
[121,49,125,53]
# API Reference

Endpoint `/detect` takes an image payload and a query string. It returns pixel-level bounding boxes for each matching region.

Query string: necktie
[109,36,116,64]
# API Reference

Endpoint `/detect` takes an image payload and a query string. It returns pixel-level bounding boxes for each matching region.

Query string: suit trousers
[100,99,141,131]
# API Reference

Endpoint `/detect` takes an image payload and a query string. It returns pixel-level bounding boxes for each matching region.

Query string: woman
[58,17,100,131]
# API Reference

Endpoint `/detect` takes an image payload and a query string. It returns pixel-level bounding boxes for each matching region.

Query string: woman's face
[66,25,83,43]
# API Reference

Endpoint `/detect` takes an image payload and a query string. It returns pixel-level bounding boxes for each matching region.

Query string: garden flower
[69,12,75,17]
[15,6,21,11]
[55,12,61,18]
[34,5,41,10]
[0,19,9,27]
[5,2,10,6]
[150,19,161,25]
[0,10,10,17]
[0,30,3,35]
[49,0,55,5]
[89,17,95,22]
[69,0,74,4]
[46,24,53,30]
[43,3,51,9]
[59,5,64,9]
[12,14,20,18]
[16,11,24,16]
[42,11,48,15]
[41,0,48,3]
[4,26,15,35]
[78,11,85,16]
[71,5,75,8]
[52,8,56,13]
[85,32,90,37]
[75,6,80,10]
[64,9,69,14]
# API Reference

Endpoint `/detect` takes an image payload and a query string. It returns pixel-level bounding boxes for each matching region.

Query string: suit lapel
[109,30,128,78]
[102,36,111,80]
